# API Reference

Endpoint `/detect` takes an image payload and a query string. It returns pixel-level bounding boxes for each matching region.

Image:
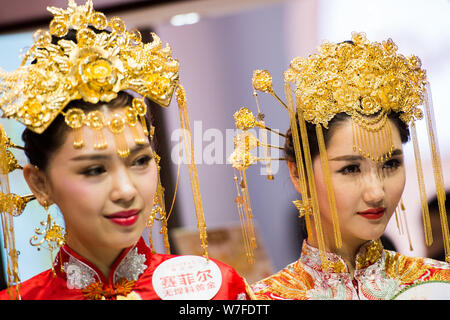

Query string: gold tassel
[64,108,86,149]
[410,122,433,246]
[86,110,107,150]
[393,207,402,235]
[176,85,208,259]
[152,153,170,254]
[298,109,328,268]
[108,114,129,158]
[423,83,450,262]
[140,116,149,137]
[284,80,314,243]
[316,124,342,248]
[148,197,156,253]
[132,98,149,136]
[125,106,146,145]
[92,128,107,150]
[352,112,392,162]
[72,127,84,149]
[253,91,274,180]
[241,170,257,253]
[398,199,414,251]
[234,169,256,263]
[158,175,170,253]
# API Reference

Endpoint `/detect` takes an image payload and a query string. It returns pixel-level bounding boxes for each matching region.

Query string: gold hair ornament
[230,32,450,265]
[0,0,178,156]
[0,125,36,293]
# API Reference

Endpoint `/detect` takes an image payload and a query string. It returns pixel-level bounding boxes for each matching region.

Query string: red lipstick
[357,207,385,220]
[106,209,140,226]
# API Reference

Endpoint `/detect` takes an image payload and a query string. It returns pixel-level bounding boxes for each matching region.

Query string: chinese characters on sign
[152,255,222,300]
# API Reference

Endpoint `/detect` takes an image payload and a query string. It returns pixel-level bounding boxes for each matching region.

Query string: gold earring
[147,192,170,254]
[293,198,313,242]
[146,195,157,253]
[30,200,65,276]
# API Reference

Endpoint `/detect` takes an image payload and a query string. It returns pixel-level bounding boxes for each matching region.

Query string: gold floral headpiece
[0,1,210,293]
[230,32,449,266]
[0,0,178,155]
[284,32,426,127]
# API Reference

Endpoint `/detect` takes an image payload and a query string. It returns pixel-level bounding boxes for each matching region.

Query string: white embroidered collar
[62,245,148,290]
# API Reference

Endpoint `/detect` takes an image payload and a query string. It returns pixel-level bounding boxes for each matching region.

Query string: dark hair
[428,191,450,216]
[284,111,410,165]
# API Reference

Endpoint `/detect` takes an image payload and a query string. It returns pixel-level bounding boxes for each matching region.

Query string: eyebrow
[329,148,403,161]
[69,143,151,161]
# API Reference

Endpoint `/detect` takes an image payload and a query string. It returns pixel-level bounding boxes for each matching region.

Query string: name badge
[152,255,222,300]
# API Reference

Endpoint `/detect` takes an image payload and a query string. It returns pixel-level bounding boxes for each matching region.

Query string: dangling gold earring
[147,152,170,254]
[293,198,313,242]
[30,200,65,276]
[146,195,157,253]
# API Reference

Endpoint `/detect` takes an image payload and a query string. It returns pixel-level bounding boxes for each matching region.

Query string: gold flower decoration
[0,0,180,134]
[284,32,427,127]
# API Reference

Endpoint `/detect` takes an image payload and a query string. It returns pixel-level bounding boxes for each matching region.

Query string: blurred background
[1,0,450,286]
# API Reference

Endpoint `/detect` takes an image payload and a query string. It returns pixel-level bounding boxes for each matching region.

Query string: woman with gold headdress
[230,32,450,299]
[0,0,251,300]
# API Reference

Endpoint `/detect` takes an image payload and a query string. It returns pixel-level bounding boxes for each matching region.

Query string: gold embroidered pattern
[356,239,383,269]
[253,261,315,300]
[82,278,136,300]
[384,251,431,284]
[252,240,450,300]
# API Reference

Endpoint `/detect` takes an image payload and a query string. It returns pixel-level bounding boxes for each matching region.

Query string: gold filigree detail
[252,70,273,93]
[82,278,136,300]
[59,97,148,156]
[356,239,383,269]
[234,107,257,130]
[0,193,35,217]
[285,32,427,128]
[0,0,179,134]
[292,199,312,218]
[30,211,65,251]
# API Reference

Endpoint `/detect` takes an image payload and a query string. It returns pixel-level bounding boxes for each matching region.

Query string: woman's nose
[110,168,137,204]
[362,172,385,205]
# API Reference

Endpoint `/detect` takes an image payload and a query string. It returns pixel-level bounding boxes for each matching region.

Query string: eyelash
[383,158,401,170]
[338,164,360,175]
[337,159,402,175]
[80,155,153,176]
[133,155,152,167]
[80,165,106,177]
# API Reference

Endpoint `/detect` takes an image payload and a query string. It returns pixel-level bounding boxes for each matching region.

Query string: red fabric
[0,238,248,300]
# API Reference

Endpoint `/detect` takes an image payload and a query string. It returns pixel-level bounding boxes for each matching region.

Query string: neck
[65,234,125,279]
[307,231,367,277]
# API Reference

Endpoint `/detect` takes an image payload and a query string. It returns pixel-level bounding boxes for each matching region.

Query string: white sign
[152,255,222,300]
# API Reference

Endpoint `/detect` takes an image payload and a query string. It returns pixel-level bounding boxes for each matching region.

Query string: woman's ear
[23,164,53,206]
[287,161,303,194]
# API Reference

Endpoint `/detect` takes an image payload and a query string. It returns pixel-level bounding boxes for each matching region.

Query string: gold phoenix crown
[231,32,450,266]
[0,0,179,137]
[283,32,427,127]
